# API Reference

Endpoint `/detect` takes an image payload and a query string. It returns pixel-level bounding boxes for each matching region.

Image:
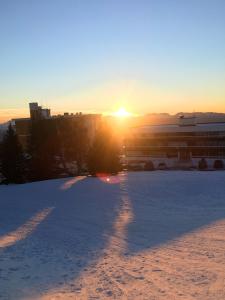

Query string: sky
[0,0,225,122]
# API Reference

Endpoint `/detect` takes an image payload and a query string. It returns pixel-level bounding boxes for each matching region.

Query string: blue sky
[0,0,225,120]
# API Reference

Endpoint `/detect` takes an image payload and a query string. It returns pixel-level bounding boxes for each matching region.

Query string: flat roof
[131,122,225,133]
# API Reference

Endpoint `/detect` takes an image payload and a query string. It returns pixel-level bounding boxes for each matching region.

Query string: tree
[28,119,59,181]
[87,126,121,175]
[144,160,155,171]
[73,119,89,174]
[55,117,90,175]
[198,158,208,170]
[1,124,25,183]
[213,159,224,169]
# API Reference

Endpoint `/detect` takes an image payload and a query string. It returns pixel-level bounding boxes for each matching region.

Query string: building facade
[29,102,51,120]
[124,117,225,169]
[13,102,101,150]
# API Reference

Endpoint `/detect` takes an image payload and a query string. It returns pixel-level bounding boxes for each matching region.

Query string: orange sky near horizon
[1,79,225,123]
[1,103,225,124]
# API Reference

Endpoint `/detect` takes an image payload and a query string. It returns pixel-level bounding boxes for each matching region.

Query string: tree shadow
[125,171,225,254]
[1,171,225,299]
[0,177,122,299]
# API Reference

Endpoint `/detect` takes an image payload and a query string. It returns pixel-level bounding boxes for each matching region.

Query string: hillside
[0,171,225,299]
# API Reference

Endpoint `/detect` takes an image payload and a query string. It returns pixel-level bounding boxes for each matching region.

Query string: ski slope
[0,171,225,299]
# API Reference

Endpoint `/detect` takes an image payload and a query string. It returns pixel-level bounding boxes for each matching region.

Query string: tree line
[0,119,121,184]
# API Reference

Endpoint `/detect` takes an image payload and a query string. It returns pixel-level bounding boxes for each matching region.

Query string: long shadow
[0,182,56,236]
[1,171,225,299]
[0,177,122,299]
[125,171,225,254]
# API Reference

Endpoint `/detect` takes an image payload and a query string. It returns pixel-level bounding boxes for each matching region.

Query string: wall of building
[124,120,225,170]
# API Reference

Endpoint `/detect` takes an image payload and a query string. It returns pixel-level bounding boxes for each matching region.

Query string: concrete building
[124,116,225,169]
[13,102,101,150]
[29,102,51,120]
[52,112,101,145]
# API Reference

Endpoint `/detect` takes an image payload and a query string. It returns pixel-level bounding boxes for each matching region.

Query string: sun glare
[114,107,131,118]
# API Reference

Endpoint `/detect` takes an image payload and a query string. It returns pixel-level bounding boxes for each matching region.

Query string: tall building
[13,102,101,150]
[52,112,101,145]
[29,102,51,120]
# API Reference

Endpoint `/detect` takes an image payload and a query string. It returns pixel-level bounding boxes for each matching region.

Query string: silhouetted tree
[144,160,155,171]
[28,116,92,181]
[55,117,89,175]
[28,120,59,181]
[87,127,120,175]
[1,124,25,183]
[213,159,224,169]
[74,120,89,174]
[198,158,208,170]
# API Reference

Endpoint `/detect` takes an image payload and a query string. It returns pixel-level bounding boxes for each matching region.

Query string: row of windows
[133,131,225,138]
[126,149,225,158]
[125,139,225,147]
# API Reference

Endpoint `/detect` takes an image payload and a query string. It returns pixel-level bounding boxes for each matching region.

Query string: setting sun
[114,107,131,118]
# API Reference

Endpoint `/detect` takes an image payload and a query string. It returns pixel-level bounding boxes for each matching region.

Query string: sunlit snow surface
[0,171,225,299]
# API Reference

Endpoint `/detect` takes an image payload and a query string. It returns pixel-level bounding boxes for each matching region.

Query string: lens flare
[96,173,121,184]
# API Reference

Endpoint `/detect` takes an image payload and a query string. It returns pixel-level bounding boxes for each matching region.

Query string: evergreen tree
[28,119,59,181]
[87,127,121,175]
[198,158,208,170]
[1,124,25,183]
[144,160,155,171]
[213,159,224,169]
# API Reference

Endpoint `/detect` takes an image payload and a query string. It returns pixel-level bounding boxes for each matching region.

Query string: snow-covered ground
[0,171,225,299]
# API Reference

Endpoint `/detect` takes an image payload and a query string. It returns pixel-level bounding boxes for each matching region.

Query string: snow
[0,171,225,299]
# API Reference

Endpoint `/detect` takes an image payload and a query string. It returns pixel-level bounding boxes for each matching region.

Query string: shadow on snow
[0,177,121,299]
[0,171,225,298]
[125,171,225,254]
